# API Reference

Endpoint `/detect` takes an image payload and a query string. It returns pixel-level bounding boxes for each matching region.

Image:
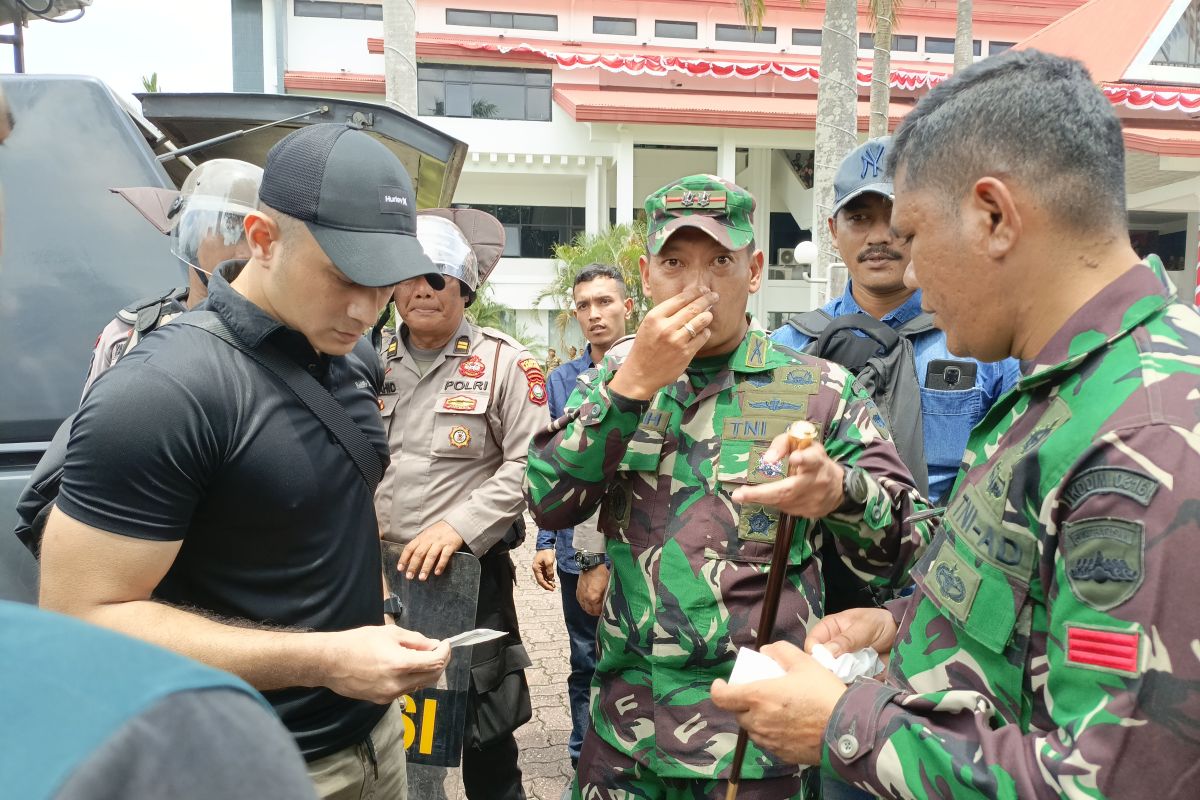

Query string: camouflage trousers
[573,728,809,800]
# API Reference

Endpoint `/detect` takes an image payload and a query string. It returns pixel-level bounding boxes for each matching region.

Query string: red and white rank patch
[1067,625,1140,675]
[448,425,471,448]
[459,355,486,378]
[443,395,477,412]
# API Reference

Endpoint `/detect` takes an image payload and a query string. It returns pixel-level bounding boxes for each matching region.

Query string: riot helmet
[168,159,263,283]
[415,214,480,300]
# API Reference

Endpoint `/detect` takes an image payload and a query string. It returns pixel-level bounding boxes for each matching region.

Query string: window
[716,23,776,45]
[294,1,382,20]
[988,41,1015,56]
[860,33,918,52]
[925,36,981,56]
[655,20,698,39]
[418,64,552,121]
[1153,2,1200,67]
[455,205,584,258]
[593,16,635,36]
[445,8,558,31]
[792,28,821,47]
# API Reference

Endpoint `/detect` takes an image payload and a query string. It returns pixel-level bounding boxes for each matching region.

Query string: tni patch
[1062,517,1144,611]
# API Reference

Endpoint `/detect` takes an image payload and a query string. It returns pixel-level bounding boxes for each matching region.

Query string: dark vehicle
[0,75,466,601]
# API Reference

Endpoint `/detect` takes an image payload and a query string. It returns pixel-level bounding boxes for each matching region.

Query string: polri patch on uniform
[459,355,486,378]
[1063,517,1144,611]
[454,336,470,355]
[1066,624,1140,676]
[448,425,472,448]
[1062,467,1159,510]
[382,381,397,395]
[443,395,477,412]
[528,382,548,406]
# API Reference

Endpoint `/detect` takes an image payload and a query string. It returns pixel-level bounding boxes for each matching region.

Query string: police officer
[82,158,263,394]
[375,212,545,800]
[712,49,1200,799]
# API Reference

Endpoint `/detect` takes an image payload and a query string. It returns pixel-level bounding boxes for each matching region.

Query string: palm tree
[467,287,538,349]
[954,0,973,73]
[732,0,766,30]
[867,0,899,139]
[812,0,860,295]
[539,222,650,337]
[381,0,417,115]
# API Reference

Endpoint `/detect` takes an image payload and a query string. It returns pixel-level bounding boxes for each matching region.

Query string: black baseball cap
[258,123,436,287]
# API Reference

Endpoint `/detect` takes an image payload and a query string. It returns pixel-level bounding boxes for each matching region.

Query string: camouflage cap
[644,174,756,255]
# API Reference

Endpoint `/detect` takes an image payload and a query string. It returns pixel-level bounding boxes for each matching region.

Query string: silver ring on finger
[683,321,697,338]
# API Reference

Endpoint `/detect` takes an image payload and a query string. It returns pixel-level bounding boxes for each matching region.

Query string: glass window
[893,34,917,51]
[417,64,554,121]
[341,4,365,19]
[365,5,382,20]
[1153,2,1200,67]
[594,16,636,36]
[445,8,490,26]
[458,205,585,258]
[988,41,1015,55]
[656,20,698,39]
[294,1,342,18]
[445,8,557,31]
[716,23,776,44]
[513,13,557,31]
[792,28,821,47]
[925,36,979,56]
[859,32,874,49]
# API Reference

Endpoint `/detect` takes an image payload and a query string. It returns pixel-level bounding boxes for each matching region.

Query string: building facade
[229,0,1200,351]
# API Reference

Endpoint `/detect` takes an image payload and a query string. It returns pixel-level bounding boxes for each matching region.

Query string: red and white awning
[1103,84,1200,114]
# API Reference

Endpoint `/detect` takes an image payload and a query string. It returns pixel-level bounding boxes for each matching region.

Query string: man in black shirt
[40,123,450,800]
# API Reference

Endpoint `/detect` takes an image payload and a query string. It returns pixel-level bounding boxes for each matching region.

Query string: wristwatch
[383,593,404,621]
[836,465,871,515]
[573,550,606,571]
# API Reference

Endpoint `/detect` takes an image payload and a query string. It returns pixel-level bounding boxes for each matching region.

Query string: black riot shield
[383,546,481,791]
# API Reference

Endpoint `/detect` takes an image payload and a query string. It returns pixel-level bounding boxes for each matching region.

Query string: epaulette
[117,286,189,325]
[479,326,525,350]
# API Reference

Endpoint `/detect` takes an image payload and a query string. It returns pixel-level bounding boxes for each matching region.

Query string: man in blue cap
[773,136,1019,508]
[40,123,451,799]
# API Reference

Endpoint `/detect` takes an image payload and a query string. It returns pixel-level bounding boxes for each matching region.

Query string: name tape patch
[1062,467,1159,510]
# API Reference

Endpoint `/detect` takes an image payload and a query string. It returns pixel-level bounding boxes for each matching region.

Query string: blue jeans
[557,568,599,765]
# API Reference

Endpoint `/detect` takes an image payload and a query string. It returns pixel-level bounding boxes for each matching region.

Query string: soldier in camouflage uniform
[711,49,1200,799]
[524,175,934,799]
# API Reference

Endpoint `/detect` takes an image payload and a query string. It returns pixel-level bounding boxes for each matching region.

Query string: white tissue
[727,647,787,685]
[810,643,884,683]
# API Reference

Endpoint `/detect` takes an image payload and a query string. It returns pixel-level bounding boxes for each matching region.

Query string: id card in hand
[444,628,506,649]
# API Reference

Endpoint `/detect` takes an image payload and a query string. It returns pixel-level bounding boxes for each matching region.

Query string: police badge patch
[519,358,548,405]
[459,355,486,378]
[448,425,471,448]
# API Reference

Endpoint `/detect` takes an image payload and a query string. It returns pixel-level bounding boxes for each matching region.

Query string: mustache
[858,246,904,262]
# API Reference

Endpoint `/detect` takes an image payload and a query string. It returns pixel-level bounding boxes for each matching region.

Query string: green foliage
[539,221,650,338]
[141,72,160,93]
[467,286,540,353]
[734,0,767,29]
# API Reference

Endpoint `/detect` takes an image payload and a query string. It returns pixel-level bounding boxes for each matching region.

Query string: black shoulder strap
[177,312,384,492]
[785,309,834,339]
[896,312,936,338]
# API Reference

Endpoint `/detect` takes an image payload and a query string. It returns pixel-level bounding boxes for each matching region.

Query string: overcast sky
[4,0,234,103]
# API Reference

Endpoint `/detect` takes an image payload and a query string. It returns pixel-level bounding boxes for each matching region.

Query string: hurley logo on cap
[379,186,410,214]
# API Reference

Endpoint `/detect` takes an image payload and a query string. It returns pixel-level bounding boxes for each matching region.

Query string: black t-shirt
[57,268,390,760]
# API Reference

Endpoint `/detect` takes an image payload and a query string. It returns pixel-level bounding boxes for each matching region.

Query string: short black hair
[573,263,627,298]
[889,49,1127,233]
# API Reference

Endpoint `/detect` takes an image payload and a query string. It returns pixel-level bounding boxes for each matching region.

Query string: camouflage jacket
[824,265,1200,798]
[525,327,931,781]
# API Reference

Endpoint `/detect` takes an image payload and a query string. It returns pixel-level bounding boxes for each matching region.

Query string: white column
[746,148,772,323]
[717,130,737,181]
[261,0,277,93]
[1179,210,1199,304]
[616,136,635,225]
[584,157,610,235]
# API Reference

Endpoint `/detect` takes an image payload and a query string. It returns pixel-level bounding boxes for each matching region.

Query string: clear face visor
[169,196,256,277]
[415,215,480,293]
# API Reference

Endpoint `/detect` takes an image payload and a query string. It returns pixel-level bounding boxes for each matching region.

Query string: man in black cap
[40,123,450,800]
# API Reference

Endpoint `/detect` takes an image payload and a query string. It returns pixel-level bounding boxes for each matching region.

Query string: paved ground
[434,527,575,800]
